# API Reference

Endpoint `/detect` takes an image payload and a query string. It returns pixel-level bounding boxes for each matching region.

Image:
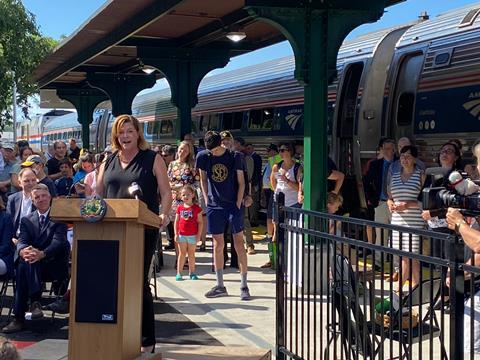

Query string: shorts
[178,235,197,245]
[207,206,244,235]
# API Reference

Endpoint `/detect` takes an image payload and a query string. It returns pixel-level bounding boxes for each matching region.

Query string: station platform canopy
[33,0,403,91]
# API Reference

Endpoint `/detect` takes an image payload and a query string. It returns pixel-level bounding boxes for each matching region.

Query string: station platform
[11,228,275,359]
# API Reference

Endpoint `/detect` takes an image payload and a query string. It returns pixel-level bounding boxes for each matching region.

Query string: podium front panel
[75,239,119,323]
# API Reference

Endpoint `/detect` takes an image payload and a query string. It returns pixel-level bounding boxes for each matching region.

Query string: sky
[21,0,480,101]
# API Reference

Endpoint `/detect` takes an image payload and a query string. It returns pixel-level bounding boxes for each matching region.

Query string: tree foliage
[0,0,57,131]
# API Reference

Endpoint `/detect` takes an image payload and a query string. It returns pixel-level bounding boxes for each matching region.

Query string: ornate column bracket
[138,47,231,140]
[86,73,156,116]
[56,86,109,149]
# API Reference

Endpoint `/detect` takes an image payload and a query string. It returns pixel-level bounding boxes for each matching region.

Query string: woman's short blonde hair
[111,115,150,151]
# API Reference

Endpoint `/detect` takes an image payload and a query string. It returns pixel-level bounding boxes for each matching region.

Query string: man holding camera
[446,199,480,354]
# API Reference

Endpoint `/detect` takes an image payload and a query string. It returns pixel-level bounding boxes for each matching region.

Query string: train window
[223,112,243,130]
[248,108,274,130]
[208,114,220,131]
[198,115,208,132]
[433,50,453,68]
[146,120,173,141]
[160,120,173,135]
[392,53,423,131]
[397,93,415,126]
[337,62,364,138]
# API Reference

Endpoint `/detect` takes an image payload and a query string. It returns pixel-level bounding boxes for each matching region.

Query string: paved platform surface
[20,339,271,360]
[13,228,276,358]
[156,231,275,353]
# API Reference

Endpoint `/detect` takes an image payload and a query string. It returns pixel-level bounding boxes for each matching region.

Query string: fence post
[275,192,286,360]
[449,234,464,360]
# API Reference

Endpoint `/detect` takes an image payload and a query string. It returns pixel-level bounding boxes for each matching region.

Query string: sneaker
[247,245,256,255]
[30,301,44,319]
[44,298,70,314]
[189,273,199,280]
[240,287,251,301]
[175,274,183,281]
[199,244,206,252]
[2,318,25,333]
[205,285,228,298]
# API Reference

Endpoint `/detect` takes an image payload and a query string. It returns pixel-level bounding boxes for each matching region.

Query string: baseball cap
[1,142,16,151]
[266,143,278,152]
[220,130,233,140]
[22,154,45,167]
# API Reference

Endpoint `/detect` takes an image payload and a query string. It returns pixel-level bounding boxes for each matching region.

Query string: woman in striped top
[387,145,425,290]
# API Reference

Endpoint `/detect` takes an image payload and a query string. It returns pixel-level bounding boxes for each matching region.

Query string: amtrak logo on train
[285,108,303,130]
[211,164,228,182]
[463,93,480,120]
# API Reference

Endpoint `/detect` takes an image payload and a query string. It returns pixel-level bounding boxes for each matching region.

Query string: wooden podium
[51,198,161,360]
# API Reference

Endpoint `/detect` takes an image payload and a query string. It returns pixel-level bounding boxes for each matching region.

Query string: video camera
[422,171,480,217]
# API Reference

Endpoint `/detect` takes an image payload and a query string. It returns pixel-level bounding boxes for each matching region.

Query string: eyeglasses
[440,148,455,155]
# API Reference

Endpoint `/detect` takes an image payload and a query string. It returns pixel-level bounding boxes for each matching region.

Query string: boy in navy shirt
[196,131,250,300]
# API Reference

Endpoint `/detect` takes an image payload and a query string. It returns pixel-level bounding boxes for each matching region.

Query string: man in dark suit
[6,168,38,242]
[3,183,69,333]
[364,138,396,266]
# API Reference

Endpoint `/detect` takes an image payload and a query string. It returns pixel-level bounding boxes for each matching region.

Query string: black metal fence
[274,194,480,360]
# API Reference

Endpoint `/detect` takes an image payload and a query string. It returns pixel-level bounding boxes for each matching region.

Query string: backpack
[278,160,301,182]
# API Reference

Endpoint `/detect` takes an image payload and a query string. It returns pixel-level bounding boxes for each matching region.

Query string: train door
[390,52,424,139]
[334,62,364,216]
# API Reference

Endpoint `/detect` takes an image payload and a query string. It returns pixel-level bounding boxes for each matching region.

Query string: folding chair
[372,277,447,360]
[0,274,15,320]
[325,253,375,359]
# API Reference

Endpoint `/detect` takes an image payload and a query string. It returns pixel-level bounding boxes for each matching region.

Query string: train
[16,3,480,214]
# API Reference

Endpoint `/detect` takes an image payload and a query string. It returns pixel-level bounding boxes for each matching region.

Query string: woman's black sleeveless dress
[103,149,159,347]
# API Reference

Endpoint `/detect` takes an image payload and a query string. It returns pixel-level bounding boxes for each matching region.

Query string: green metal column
[138,47,230,141]
[87,73,156,116]
[246,1,391,211]
[56,87,109,150]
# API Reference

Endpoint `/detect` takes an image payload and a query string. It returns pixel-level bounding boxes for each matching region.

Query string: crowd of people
[0,116,312,351]
[3,118,480,353]
[363,137,480,289]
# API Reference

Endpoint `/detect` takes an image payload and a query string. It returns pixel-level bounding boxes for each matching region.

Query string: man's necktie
[39,215,45,230]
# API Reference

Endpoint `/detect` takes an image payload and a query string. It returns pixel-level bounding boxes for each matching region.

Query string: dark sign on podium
[75,239,119,323]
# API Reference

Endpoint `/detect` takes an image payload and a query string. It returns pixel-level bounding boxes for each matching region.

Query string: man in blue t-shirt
[196,131,250,300]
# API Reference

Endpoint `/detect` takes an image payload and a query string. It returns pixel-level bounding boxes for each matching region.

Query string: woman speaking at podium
[97,114,171,353]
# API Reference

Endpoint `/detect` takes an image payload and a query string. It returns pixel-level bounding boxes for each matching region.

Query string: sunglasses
[440,148,455,155]
[279,148,289,153]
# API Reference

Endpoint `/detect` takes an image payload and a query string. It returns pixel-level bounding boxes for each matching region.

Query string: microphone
[128,182,143,200]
